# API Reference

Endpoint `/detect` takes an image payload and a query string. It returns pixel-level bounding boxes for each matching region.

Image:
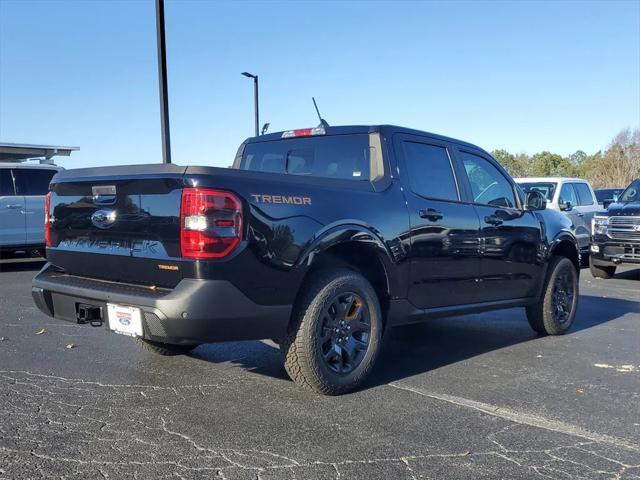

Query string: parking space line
[388,382,640,453]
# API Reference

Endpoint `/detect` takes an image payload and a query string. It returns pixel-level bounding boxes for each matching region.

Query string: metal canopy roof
[0,142,79,162]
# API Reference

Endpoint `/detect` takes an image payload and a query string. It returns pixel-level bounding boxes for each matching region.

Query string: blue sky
[1,0,638,170]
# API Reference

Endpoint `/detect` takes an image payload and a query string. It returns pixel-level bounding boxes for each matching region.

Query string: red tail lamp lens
[180,188,243,259]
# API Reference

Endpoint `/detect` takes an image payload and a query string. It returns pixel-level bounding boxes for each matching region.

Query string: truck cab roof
[245,125,489,155]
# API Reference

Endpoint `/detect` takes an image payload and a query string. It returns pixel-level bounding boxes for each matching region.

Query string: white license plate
[107,304,143,337]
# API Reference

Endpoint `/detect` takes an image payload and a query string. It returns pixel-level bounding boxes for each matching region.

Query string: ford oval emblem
[91,209,117,229]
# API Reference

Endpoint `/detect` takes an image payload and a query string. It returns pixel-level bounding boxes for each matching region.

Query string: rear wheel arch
[294,233,393,329]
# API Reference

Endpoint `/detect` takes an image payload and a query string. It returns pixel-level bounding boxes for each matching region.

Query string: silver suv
[0,163,61,254]
[515,177,599,256]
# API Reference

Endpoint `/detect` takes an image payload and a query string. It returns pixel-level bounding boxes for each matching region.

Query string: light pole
[241,72,259,137]
[156,0,171,164]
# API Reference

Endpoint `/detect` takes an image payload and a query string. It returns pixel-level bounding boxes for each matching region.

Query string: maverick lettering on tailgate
[250,194,312,205]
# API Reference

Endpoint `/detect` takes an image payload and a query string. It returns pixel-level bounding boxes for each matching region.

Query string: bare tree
[587,128,640,188]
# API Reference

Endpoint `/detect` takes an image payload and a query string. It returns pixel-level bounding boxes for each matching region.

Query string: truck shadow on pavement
[189,293,640,391]
[613,267,640,280]
[0,259,46,273]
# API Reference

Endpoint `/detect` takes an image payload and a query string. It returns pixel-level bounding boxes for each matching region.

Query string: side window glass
[559,183,577,207]
[460,152,516,208]
[0,169,15,196]
[573,183,594,206]
[401,142,458,201]
[13,169,57,196]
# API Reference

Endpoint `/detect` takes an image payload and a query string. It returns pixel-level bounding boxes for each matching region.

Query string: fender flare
[296,222,401,298]
[548,229,580,264]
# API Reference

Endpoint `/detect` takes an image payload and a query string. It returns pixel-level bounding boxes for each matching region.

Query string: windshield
[618,179,640,203]
[517,182,557,201]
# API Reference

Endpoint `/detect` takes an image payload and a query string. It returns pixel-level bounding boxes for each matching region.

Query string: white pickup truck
[0,163,62,254]
[515,177,599,257]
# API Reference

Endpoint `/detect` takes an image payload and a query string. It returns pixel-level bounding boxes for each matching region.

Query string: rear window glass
[573,183,594,206]
[13,168,57,195]
[0,169,15,196]
[240,134,370,180]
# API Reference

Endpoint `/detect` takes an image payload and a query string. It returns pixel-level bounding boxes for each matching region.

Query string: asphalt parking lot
[0,260,639,480]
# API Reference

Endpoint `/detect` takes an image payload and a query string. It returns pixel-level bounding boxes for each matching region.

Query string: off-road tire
[589,257,616,279]
[134,337,198,356]
[282,269,383,395]
[526,256,578,336]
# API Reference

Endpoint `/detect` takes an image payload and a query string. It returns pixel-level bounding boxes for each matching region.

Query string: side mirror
[559,200,572,211]
[525,190,546,211]
[603,199,614,209]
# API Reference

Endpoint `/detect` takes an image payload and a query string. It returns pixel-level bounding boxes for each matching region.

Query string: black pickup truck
[590,178,640,278]
[32,125,580,395]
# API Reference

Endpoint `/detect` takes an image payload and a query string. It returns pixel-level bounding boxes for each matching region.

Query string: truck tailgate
[47,164,187,287]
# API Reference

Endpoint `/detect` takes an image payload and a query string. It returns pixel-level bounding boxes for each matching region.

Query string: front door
[394,135,482,309]
[0,169,26,247]
[456,149,544,301]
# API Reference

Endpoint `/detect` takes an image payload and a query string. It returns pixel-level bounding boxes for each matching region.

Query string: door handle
[6,204,22,209]
[484,215,503,226]
[419,208,443,221]
[576,212,584,217]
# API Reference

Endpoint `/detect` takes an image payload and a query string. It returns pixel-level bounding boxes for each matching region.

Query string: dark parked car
[32,125,580,394]
[595,187,624,208]
[590,178,640,278]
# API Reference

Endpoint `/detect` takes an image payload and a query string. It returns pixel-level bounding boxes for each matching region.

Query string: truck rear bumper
[32,263,292,345]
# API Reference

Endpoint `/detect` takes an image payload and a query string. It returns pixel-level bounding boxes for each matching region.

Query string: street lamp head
[241,72,256,79]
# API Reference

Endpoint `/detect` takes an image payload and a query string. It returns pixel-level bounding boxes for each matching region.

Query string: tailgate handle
[92,185,117,205]
[93,194,116,205]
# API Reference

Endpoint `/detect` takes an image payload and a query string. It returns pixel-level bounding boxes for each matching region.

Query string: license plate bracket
[107,304,143,337]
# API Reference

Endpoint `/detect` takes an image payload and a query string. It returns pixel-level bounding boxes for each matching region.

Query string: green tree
[491,149,529,177]
[529,151,565,176]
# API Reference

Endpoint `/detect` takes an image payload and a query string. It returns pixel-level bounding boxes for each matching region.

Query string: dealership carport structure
[0,142,78,164]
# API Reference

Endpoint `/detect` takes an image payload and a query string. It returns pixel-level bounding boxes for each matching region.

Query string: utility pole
[156,0,171,163]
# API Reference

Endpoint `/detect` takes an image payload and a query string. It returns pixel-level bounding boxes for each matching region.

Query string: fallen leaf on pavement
[65,343,76,349]
[35,328,45,335]
[594,363,613,369]
[616,365,635,373]
[462,451,471,456]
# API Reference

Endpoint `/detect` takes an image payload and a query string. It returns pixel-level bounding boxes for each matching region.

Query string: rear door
[558,182,589,250]
[394,134,482,309]
[573,182,598,235]
[0,168,26,247]
[455,148,543,302]
[13,167,58,245]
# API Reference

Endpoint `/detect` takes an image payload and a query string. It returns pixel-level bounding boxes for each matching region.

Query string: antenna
[312,97,330,128]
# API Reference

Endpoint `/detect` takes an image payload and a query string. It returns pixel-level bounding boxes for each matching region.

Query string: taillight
[44,192,51,247]
[180,188,243,259]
